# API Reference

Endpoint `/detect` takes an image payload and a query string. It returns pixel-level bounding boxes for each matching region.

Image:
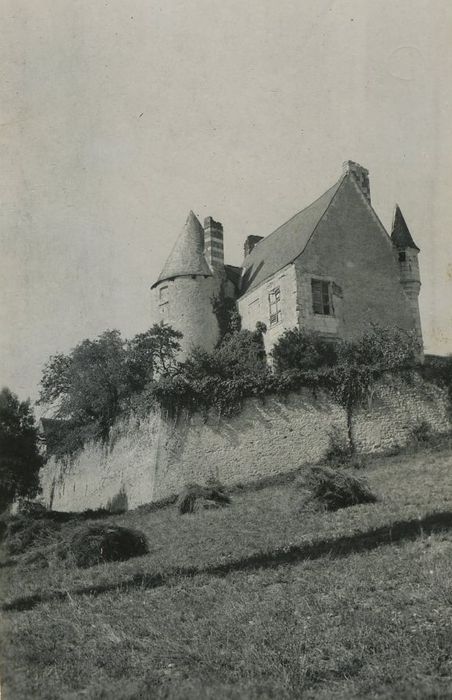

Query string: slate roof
[240,176,344,295]
[152,211,212,288]
[391,205,419,251]
[225,264,242,291]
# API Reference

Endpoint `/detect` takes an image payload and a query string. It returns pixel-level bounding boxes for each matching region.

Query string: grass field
[1,439,452,699]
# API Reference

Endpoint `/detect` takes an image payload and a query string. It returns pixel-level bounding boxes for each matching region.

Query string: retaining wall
[39,376,450,512]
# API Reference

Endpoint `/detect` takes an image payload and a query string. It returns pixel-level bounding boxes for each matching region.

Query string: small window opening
[311,279,332,315]
[159,285,168,303]
[268,287,282,326]
[398,251,406,262]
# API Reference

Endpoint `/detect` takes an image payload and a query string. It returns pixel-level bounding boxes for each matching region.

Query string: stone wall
[295,175,416,341]
[152,274,221,356]
[39,376,450,513]
[238,262,299,356]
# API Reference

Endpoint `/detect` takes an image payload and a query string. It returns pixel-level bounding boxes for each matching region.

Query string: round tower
[151,211,220,356]
[391,204,423,357]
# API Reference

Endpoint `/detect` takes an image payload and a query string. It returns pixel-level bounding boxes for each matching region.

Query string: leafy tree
[0,388,43,510]
[126,323,182,389]
[324,325,420,450]
[151,324,270,416]
[270,327,338,373]
[39,324,182,453]
[39,330,129,442]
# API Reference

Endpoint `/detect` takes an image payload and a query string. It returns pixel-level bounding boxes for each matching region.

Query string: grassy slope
[1,441,452,699]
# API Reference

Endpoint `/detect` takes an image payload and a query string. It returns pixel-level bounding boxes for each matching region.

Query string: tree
[0,388,43,510]
[270,327,338,373]
[39,324,182,453]
[126,323,182,388]
[325,325,420,451]
[151,323,270,416]
[39,330,129,442]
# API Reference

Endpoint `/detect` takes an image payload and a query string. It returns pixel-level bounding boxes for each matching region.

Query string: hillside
[1,439,452,699]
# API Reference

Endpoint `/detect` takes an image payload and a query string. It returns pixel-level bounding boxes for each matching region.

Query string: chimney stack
[343,160,371,203]
[203,216,224,271]
[244,235,264,257]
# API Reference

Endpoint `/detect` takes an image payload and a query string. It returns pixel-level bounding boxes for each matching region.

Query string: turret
[391,204,423,356]
[151,211,220,356]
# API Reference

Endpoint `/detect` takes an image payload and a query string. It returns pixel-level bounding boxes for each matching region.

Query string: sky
[1,0,452,402]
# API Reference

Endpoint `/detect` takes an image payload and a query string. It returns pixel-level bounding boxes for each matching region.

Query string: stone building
[151,161,422,357]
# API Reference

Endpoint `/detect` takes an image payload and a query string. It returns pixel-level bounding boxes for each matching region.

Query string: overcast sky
[1,0,452,402]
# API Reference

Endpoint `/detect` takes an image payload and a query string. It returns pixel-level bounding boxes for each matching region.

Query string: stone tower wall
[153,275,220,356]
[397,248,423,352]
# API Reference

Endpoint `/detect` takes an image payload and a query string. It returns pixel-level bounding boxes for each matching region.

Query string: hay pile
[305,466,377,511]
[1,515,61,555]
[177,483,231,515]
[61,523,149,568]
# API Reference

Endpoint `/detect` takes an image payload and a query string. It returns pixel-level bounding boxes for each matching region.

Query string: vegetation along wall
[39,376,450,512]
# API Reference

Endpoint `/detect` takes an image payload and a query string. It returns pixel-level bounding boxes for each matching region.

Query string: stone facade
[153,275,220,356]
[238,263,299,356]
[151,162,423,358]
[293,175,415,341]
[40,377,450,513]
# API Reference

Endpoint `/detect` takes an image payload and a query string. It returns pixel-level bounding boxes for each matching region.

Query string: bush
[271,328,338,373]
[2,515,61,555]
[324,426,367,469]
[152,325,270,417]
[304,466,377,511]
[410,420,434,446]
[15,499,48,517]
[325,425,352,467]
[177,483,231,515]
[61,523,148,568]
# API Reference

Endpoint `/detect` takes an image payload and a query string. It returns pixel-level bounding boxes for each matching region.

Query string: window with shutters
[311,279,332,315]
[268,287,282,326]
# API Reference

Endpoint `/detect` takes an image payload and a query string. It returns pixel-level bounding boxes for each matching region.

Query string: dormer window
[311,279,333,315]
[268,287,282,326]
[398,251,406,262]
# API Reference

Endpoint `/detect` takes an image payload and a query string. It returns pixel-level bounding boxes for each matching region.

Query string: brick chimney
[244,235,264,257]
[343,160,371,203]
[203,217,224,271]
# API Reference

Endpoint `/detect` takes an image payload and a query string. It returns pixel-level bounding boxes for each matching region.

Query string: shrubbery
[40,318,421,458]
[39,324,182,456]
[142,324,271,417]
[0,388,43,510]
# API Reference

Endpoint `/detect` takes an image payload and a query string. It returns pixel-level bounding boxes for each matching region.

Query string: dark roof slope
[391,205,420,251]
[224,264,242,290]
[152,211,212,288]
[240,177,344,295]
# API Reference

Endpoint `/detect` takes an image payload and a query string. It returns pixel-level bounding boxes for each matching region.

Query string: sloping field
[1,440,452,699]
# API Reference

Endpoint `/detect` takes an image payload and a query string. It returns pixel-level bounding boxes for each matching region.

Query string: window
[311,279,332,315]
[268,287,282,326]
[159,286,168,303]
[159,286,169,316]
[398,251,406,262]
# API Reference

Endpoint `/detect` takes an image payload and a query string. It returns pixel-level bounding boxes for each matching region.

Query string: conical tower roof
[152,211,213,288]
[391,205,420,251]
